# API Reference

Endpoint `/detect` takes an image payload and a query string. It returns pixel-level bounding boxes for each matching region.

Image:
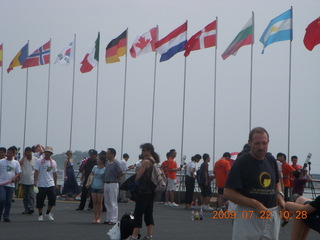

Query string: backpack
[120,213,135,240]
[196,168,205,186]
[148,158,167,193]
[79,157,89,173]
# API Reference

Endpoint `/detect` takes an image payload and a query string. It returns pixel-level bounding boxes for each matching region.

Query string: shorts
[167,178,176,191]
[232,205,280,240]
[200,185,211,197]
[303,201,320,233]
[36,186,56,208]
[218,188,224,195]
[91,187,103,193]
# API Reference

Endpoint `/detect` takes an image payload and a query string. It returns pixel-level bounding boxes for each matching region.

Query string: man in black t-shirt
[224,127,285,240]
[76,149,97,211]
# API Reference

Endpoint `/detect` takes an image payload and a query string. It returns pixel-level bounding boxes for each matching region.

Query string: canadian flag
[130,27,158,58]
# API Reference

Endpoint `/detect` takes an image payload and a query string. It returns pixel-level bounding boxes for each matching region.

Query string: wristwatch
[277,191,284,198]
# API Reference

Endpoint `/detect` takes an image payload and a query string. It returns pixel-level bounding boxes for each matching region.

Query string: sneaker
[164,202,169,206]
[45,213,54,221]
[4,218,11,222]
[204,205,213,211]
[38,215,44,222]
[125,236,137,240]
[169,202,179,207]
[142,236,153,240]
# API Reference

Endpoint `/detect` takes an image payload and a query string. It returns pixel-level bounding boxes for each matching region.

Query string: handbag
[107,221,121,240]
[120,174,136,191]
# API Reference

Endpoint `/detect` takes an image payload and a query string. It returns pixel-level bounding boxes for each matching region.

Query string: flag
[260,9,292,54]
[22,41,50,69]
[0,44,3,67]
[55,40,74,65]
[155,22,187,62]
[130,27,158,58]
[105,30,127,63]
[184,20,217,57]
[303,17,320,51]
[7,43,29,73]
[80,33,100,73]
[221,17,253,60]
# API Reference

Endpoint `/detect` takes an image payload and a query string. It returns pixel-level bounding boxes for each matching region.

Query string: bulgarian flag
[221,17,253,60]
[80,33,100,73]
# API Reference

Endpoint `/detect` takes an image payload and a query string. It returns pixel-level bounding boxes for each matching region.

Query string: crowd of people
[0,128,320,240]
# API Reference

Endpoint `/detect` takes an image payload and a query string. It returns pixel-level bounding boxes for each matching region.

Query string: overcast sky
[1,0,320,172]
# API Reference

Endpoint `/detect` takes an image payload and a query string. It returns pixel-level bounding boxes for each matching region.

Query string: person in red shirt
[165,149,181,207]
[213,152,231,209]
[277,153,295,201]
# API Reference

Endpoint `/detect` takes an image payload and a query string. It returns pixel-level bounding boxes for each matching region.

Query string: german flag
[106,29,127,63]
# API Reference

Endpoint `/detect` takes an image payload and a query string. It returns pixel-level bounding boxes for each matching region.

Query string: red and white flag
[184,20,217,57]
[130,27,158,58]
[21,40,50,68]
[55,40,74,65]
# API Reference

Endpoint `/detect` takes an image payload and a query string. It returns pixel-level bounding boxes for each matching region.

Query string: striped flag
[155,22,187,62]
[0,44,3,67]
[105,30,127,63]
[7,43,29,73]
[221,17,253,60]
[260,9,292,54]
[80,33,100,73]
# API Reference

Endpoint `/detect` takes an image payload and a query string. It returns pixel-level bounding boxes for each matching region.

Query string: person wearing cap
[184,154,201,209]
[76,149,97,211]
[0,146,21,222]
[34,146,58,222]
[62,150,80,200]
[19,147,37,214]
[102,148,124,225]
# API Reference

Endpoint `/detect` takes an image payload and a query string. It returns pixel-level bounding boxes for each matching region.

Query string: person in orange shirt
[213,152,231,209]
[165,149,181,207]
[277,153,295,201]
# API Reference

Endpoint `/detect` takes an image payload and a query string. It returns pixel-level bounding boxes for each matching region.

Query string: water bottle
[195,211,199,221]
[191,210,194,221]
[195,198,198,209]
[199,208,203,220]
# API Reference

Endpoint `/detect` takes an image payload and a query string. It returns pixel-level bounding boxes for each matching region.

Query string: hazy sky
[1,0,320,172]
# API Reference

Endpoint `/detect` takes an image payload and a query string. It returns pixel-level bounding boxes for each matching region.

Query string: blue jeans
[0,186,14,219]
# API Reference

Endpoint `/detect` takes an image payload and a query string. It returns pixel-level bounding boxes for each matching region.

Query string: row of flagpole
[0,7,319,162]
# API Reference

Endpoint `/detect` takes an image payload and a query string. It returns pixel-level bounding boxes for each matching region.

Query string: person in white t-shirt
[184,154,201,209]
[19,147,37,214]
[0,147,6,160]
[34,146,58,222]
[0,146,21,222]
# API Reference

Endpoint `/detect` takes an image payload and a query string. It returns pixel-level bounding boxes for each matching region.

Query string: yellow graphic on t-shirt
[259,172,271,188]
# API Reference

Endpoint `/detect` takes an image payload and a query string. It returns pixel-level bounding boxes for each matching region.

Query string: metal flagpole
[121,28,129,157]
[0,43,3,145]
[213,17,218,163]
[249,11,254,131]
[69,34,76,150]
[180,21,188,165]
[94,32,100,149]
[45,38,52,147]
[23,41,30,150]
[287,6,293,161]
[151,26,159,143]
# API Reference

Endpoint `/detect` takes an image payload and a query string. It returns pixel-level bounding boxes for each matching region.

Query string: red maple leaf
[135,36,150,50]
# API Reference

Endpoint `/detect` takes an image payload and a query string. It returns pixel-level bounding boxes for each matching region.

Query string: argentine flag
[260,9,292,53]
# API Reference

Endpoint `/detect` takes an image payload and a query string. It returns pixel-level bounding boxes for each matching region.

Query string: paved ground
[0,198,319,240]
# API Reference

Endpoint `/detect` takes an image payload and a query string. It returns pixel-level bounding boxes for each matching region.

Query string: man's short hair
[107,148,116,157]
[202,153,209,161]
[291,155,298,160]
[277,152,287,160]
[24,147,32,152]
[0,147,6,152]
[249,127,269,141]
[7,147,16,153]
[223,152,231,158]
[123,153,129,159]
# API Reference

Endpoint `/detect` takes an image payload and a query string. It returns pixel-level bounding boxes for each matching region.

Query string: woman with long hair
[86,153,106,223]
[126,143,159,240]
